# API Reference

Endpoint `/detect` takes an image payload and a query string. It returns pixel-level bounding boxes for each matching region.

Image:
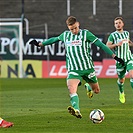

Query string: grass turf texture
[0,78,133,133]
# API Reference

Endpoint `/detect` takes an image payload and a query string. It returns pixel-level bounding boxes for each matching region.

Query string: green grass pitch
[0,78,133,133]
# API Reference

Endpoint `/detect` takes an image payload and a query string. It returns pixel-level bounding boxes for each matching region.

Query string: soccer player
[106,17,133,103]
[0,117,13,128]
[29,16,124,118]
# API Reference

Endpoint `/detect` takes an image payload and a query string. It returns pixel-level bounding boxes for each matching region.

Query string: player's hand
[117,41,123,46]
[114,56,125,66]
[29,39,40,47]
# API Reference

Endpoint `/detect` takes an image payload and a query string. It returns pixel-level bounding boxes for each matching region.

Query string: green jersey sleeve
[107,34,114,43]
[86,30,98,43]
[42,31,66,46]
[94,39,114,56]
[42,37,59,46]
[86,30,114,56]
[58,32,64,41]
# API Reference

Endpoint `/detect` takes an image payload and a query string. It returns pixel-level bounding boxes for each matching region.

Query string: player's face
[114,19,124,31]
[67,22,80,35]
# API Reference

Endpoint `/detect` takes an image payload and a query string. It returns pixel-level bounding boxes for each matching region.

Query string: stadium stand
[0,0,133,38]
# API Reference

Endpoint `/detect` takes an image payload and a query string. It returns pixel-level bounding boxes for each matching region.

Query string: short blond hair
[66,16,77,26]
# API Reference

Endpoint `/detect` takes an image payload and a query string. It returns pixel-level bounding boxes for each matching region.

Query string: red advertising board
[42,59,129,78]
[42,61,67,78]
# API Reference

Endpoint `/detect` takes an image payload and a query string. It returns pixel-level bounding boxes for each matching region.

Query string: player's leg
[67,75,82,118]
[0,117,13,128]
[67,78,80,110]
[84,83,93,98]
[117,78,125,93]
[83,72,100,98]
[117,77,126,103]
[89,82,100,94]
[117,66,126,103]
[84,82,100,99]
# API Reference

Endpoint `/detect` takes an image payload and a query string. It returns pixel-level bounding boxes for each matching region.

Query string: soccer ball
[89,109,105,124]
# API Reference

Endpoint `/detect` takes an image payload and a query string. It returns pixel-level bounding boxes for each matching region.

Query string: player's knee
[94,88,100,94]
[119,78,125,84]
[95,90,100,94]
[67,85,77,94]
[67,85,72,91]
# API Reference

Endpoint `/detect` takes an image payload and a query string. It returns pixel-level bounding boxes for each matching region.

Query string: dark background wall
[1,0,133,38]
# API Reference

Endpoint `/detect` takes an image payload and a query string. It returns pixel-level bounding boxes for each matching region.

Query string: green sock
[117,80,124,93]
[85,83,92,91]
[130,79,133,90]
[70,93,79,110]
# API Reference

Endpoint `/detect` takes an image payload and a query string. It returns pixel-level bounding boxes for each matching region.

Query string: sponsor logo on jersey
[66,40,82,46]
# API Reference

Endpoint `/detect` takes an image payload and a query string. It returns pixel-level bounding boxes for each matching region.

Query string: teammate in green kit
[106,17,133,104]
[29,16,124,118]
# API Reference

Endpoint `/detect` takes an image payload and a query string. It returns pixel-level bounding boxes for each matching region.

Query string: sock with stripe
[117,80,124,93]
[70,93,79,110]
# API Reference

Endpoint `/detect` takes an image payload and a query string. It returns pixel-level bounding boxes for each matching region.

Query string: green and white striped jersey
[107,31,133,62]
[42,29,114,71]
[58,29,98,71]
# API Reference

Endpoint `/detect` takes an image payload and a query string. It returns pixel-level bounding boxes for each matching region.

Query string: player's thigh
[83,74,100,94]
[67,79,80,94]
[67,71,81,93]
[67,70,82,85]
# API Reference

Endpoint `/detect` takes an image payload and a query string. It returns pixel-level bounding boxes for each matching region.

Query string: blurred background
[1,0,133,36]
[0,0,133,78]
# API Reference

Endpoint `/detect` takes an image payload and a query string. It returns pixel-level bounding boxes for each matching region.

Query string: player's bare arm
[106,40,126,49]
[106,41,115,49]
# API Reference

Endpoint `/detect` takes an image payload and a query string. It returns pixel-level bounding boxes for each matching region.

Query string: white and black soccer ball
[89,109,105,124]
